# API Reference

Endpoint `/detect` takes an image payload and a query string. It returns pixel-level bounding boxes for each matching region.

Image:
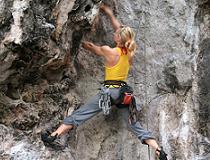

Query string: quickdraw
[99,86,112,115]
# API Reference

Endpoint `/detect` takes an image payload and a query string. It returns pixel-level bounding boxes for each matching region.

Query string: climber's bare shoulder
[100,45,119,56]
[82,41,119,58]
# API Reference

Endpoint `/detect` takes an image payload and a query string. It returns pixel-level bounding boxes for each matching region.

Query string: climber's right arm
[100,4,121,31]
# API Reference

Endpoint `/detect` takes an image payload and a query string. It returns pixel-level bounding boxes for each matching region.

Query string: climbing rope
[143,25,151,160]
[143,26,151,160]
[134,10,151,160]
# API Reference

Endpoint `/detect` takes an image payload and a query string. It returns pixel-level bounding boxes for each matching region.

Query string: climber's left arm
[82,41,112,58]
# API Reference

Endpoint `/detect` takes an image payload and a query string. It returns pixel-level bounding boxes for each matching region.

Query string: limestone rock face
[0,0,209,160]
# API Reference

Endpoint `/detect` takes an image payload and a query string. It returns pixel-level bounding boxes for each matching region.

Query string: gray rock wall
[0,0,209,160]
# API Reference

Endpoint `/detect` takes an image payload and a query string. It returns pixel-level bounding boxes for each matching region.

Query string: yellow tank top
[105,47,130,81]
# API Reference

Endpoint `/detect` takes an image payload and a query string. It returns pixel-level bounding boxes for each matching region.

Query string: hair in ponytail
[119,26,137,63]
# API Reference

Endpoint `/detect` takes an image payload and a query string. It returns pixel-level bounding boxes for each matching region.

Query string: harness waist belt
[103,80,127,86]
[104,84,121,88]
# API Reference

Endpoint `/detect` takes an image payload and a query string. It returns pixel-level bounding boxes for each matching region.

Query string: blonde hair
[119,26,137,63]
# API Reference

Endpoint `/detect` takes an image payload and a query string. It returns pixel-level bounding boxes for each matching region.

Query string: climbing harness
[104,81,138,124]
[99,80,138,121]
[103,80,127,87]
[116,84,137,124]
[99,86,112,115]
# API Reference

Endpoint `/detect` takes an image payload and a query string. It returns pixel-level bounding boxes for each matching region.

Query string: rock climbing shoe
[156,147,168,160]
[41,130,65,150]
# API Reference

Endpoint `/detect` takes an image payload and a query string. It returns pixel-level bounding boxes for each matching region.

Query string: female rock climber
[41,4,167,160]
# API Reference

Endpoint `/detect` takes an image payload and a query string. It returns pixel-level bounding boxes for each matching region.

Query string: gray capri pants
[63,87,155,144]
